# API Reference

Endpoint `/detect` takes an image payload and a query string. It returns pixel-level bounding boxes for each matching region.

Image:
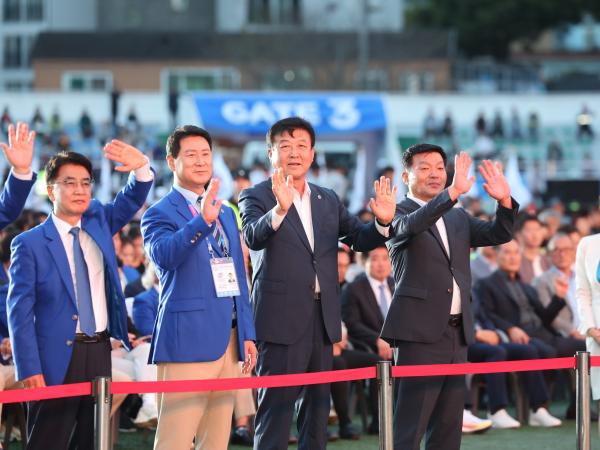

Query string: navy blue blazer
[239,179,388,345]
[7,173,152,385]
[132,286,158,337]
[141,188,256,364]
[0,171,37,230]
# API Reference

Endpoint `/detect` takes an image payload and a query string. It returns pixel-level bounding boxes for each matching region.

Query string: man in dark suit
[380,144,518,450]
[475,239,582,421]
[239,117,397,450]
[342,245,394,358]
[8,143,153,450]
[0,122,37,232]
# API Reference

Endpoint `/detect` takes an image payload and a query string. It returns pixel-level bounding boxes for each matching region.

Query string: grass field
[7,403,598,449]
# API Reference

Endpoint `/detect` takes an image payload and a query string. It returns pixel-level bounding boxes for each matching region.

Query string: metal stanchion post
[377,361,393,450]
[576,351,591,450]
[94,376,112,450]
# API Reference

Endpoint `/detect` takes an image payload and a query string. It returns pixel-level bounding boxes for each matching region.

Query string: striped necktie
[197,196,228,253]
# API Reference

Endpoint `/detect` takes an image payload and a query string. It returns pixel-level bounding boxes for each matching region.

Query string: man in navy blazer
[8,142,153,450]
[239,117,397,450]
[0,122,37,232]
[141,125,256,450]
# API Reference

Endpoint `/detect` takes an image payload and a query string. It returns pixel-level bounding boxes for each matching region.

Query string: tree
[405,0,600,59]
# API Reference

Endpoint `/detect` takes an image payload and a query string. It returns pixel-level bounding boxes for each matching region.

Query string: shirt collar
[407,192,427,207]
[51,213,82,237]
[294,180,311,200]
[366,273,388,291]
[173,184,204,206]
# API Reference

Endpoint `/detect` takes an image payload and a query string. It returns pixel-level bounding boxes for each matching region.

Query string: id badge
[210,257,241,297]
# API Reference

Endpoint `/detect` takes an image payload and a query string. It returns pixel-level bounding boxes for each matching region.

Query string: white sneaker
[134,402,158,429]
[529,407,562,428]
[488,409,521,429]
[462,409,492,434]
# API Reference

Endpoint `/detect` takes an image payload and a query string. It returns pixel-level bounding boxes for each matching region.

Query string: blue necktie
[379,283,389,318]
[69,227,96,336]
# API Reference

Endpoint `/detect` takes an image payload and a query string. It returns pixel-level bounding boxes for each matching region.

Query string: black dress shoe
[339,423,361,440]
[231,426,254,446]
[566,405,599,422]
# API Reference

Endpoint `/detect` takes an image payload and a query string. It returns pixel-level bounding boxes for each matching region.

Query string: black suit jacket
[473,270,565,333]
[239,179,388,345]
[380,190,519,346]
[342,273,394,353]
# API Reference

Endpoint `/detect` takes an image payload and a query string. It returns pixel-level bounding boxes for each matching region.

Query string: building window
[3,0,20,21]
[399,70,435,93]
[62,71,113,92]
[3,36,22,68]
[354,69,388,91]
[248,0,300,26]
[25,0,43,21]
[163,67,241,92]
[261,67,313,89]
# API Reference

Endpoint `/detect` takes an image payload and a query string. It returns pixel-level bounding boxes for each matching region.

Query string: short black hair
[402,143,447,168]
[516,214,541,231]
[45,151,93,185]
[166,125,212,159]
[363,245,389,260]
[267,117,315,149]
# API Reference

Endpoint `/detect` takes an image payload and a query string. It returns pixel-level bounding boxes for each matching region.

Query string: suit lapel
[359,275,384,324]
[43,219,77,308]
[309,184,322,254]
[168,189,195,222]
[428,222,450,262]
[444,213,458,262]
[404,197,450,261]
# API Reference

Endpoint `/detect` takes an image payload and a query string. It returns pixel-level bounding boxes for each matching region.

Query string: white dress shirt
[407,193,462,314]
[271,180,390,295]
[51,214,107,333]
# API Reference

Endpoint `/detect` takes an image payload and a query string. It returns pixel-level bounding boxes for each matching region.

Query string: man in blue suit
[239,117,397,450]
[0,122,37,232]
[141,125,257,450]
[8,141,153,450]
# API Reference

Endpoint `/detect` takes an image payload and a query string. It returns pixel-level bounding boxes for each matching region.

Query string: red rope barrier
[0,355,594,404]
[112,367,375,395]
[391,357,575,378]
[0,382,90,404]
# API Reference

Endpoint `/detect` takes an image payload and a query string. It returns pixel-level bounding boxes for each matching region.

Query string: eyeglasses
[52,178,95,191]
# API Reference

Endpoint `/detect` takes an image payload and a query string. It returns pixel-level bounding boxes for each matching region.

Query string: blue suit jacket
[132,287,159,337]
[141,188,256,364]
[7,173,153,386]
[239,179,388,345]
[0,171,37,230]
[0,284,8,340]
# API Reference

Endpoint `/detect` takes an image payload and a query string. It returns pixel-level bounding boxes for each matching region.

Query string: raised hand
[448,151,475,200]
[271,168,295,215]
[0,122,35,175]
[200,178,222,225]
[369,176,397,225]
[478,159,511,207]
[103,139,149,172]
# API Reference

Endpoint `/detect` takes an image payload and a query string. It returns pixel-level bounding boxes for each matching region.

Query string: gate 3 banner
[193,92,386,137]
